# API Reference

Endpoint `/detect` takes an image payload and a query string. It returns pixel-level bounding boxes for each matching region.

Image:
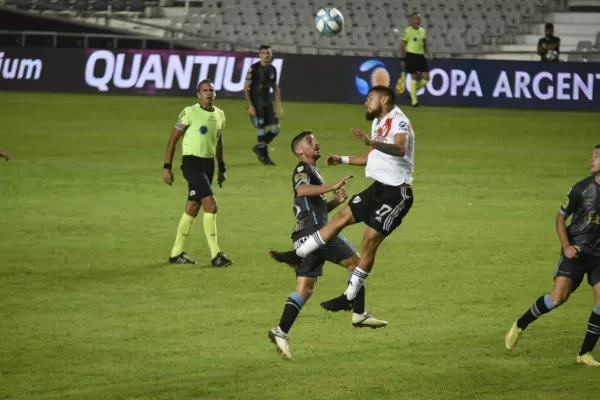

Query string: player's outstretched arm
[296,175,353,197]
[326,154,368,167]
[163,127,184,185]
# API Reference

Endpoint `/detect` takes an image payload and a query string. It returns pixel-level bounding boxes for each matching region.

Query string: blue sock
[264,127,280,144]
[517,294,557,330]
[278,292,305,334]
[580,307,600,355]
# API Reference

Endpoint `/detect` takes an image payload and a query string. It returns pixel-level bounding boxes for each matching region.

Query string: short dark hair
[368,85,396,105]
[259,44,271,51]
[596,144,600,149]
[196,79,213,91]
[411,11,420,17]
[291,130,313,153]
[545,22,554,30]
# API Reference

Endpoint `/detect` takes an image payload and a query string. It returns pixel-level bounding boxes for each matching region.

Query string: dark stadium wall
[0,7,118,34]
[2,47,600,111]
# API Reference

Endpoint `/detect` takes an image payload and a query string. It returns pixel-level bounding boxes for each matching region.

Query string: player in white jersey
[270,86,415,313]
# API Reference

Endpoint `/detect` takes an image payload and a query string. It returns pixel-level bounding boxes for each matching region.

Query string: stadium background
[1,0,600,399]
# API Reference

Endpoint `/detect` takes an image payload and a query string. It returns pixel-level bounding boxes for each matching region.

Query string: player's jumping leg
[169,200,200,264]
[409,72,419,106]
[505,276,572,351]
[202,195,232,267]
[269,276,315,360]
[270,206,356,266]
[576,283,600,366]
[321,227,385,312]
[321,254,387,329]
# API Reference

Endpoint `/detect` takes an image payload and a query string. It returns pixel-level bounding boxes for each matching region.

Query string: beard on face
[366,108,378,121]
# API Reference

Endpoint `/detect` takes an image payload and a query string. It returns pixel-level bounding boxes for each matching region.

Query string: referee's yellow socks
[410,80,418,105]
[203,212,220,259]
[417,78,428,90]
[171,213,195,257]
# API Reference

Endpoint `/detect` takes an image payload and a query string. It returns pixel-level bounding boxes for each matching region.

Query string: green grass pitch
[1,92,599,399]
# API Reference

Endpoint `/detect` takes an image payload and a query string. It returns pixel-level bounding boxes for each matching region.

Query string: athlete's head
[291,130,321,161]
[365,86,395,121]
[259,44,273,64]
[590,144,600,175]
[411,12,421,29]
[196,79,216,106]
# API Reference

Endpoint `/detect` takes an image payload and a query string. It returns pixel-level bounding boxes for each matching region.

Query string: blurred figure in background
[538,22,561,62]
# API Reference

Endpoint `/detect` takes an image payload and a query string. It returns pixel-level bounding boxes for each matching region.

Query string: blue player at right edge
[506,145,600,366]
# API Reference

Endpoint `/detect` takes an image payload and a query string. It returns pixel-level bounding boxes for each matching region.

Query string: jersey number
[375,204,393,218]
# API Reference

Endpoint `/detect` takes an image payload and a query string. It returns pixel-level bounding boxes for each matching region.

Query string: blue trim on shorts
[554,254,564,277]
[338,234,358,255]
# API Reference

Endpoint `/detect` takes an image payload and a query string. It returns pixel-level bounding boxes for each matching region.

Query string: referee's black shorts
[180,155,214,202]
[405,52,429,74]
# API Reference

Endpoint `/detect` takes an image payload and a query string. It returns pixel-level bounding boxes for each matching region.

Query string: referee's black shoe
[269,249,302,268]
[169,252,197,264]
[320,294,354,312]
[212,252,232,267]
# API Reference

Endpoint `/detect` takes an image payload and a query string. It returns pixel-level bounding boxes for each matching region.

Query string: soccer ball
[315,8,344,37]
[546,50,558,61]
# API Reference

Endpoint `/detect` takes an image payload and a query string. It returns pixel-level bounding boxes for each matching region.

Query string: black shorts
[405,52,429,74]
[554,251,600,291]
[292,231,358,278]
[348,182,413,237]
[180,155,214,202]
[250,103,279,129]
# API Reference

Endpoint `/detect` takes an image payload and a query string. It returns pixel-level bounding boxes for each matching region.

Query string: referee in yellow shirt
[397,12,429,107]
[163,79,232,267]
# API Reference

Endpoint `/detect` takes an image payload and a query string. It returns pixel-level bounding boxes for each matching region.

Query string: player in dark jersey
[506,145,600,367]
[244,44,283,166]
[268,131,387,361]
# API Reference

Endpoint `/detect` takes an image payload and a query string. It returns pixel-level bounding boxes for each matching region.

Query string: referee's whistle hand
[163,169,174,185]
[218,171,226,187]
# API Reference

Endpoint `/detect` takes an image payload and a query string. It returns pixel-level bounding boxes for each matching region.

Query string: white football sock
[296,231,325,257]
[345,267,369,300]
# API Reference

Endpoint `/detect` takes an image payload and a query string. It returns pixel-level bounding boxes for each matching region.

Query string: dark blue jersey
[559,176,600,255]
[245,61,277,107]
[292,162,328,236]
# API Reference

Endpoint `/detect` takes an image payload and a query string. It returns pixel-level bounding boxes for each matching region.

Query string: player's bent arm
[348,154,368,166]
[369,133,407,157]
[537,44,544,55]
[296,183,336,197]
[164,127,185,165]
[556,212,573,249]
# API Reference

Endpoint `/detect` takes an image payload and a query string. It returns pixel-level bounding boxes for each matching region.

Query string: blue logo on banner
[355,59,390,96]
